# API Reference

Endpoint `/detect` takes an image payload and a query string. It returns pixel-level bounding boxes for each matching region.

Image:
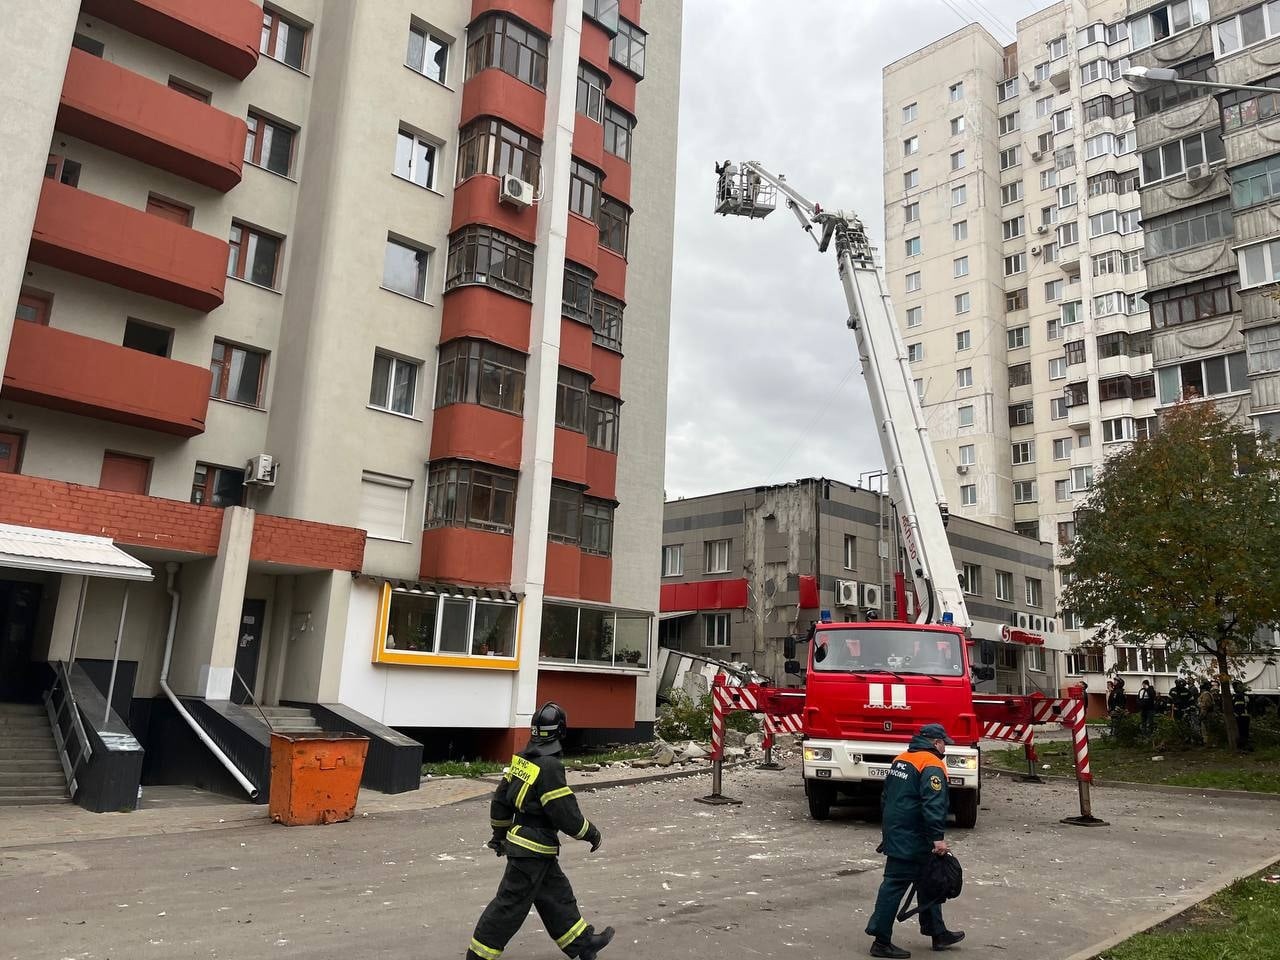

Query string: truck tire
[951,788,978,829]
[806,780,834,821]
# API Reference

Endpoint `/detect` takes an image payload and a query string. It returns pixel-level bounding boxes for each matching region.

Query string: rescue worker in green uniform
[1232,681,1253,752]
[865,723,965,958]
[466,702,614,960]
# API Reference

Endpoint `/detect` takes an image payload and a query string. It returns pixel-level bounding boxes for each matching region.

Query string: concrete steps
[0,703,69,805]
[256,706,324,736]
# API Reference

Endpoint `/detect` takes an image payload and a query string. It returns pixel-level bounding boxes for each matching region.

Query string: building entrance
[0,580,44,703]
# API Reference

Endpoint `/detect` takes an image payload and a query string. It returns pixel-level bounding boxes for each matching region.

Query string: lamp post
[1122,65,1280,96]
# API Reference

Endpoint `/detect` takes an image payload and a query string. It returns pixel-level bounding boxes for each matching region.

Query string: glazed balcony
[81,0,261,79]
[58,48,247,192]
[29,179,228,312]
[3,321,211,436]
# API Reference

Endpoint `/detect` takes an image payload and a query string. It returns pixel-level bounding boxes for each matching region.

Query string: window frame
[210,339,268,408]
[382,235,432,301]
[227,221,283,290]
[245,110,297,177]
[464,13,549,90]
[260,6,309,71]
[434,338,526,414]
[704,538,731,575]
[425,459,519,534]
[369,351,419,417]
[406,22,450,84]
[445,225,535,299]
[393,126,439,191]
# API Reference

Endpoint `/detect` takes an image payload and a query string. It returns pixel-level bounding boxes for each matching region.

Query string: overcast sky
[663,0,1039,498]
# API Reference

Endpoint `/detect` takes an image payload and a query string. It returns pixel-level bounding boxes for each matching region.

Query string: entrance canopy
[0,524,153,581]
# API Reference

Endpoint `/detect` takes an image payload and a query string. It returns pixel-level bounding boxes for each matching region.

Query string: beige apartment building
[0,0,680,810]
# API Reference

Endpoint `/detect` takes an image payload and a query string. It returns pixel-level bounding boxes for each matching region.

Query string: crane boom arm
[716,161,970,629]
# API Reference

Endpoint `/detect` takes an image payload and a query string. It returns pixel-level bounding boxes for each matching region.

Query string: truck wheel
[806,780,834,821]
[952,789,978,829]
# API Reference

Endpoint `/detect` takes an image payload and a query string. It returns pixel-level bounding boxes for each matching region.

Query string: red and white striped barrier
[981,721,1034,744]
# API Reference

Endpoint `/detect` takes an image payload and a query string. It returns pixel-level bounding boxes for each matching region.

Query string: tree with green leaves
[1060,402,1280,749]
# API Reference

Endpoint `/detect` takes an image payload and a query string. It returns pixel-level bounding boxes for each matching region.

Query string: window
[1107,21,1129,44]
[999,146,1021,170]
[1136,416,1159,440]
[569,159,601,220]
[1036,95,1054,118]
[1102,417,1135,443]
[704,613,730,648]
[191,464,245,507]
[1066,646,1105,674]
[465,14,548,89]
[227,222,281,289]
[610,18,646,77]
[457,117,542,188]
[953,220,968,242]
[1014,480,1036,503]
[1006,288,1028,312]
[1049,357,1067,380]
[905,169,920,189]
[908,342,924,363]
[1096,331,1127,358]
[245,111,295,176]
[555,367,591,433]
[359,472,412,541]
[953,256,969,278]
[260,7,307,70]
[541,601,650,667]
[903,201,920,224]
[1000,183,1022,206]
[1012,440,1035,464]
[581,498,615,556]
[435,339,526,414]
[1061,301,1083,326]
[563,262,595,323]
[1047,317,1063,341]
[950,150,966,171]
[952,184,967,207]
[1096,375,1134,402]
[369,352,418,415]
[406,23,449,83]
[705,538,731,574]
[914,378,925,401]
[15,288,52,326]
[446,225,535,298]
[994,570,1013,602]
[960,484,977,506]
[425,460,518,533]
[1144,199,1232,258]
[1025,646,1047,672]
[1004,254,1025,276]
[662,545,683,577]
[1141,54,1217,115]
[549,482,582,544]
[590,292,624,351]
[1009,401,1034,426]
[1156,353,1249,402]
[168,77,209,102]
[384,590,517,659]
[1007,325,1029,349]
[598,197,630,256]
[1052,108,1073,134]
[959,444,975,466]
[1002,216,1024,240]
[1035,61,1052,81]
[905,237,921,257]
[603,104,634,161]
[999,112,1019,135]
[844,534,857,570]
[951,116,965,136]
[1235,153,1280,209]
[1041,205,1059,228]
[906,306,922,328]
[1239,237,1280,289]
[1056,146,1077,172]
[1025,577,1043,608]
[1081,59,1104,84]
[588,392,620,452]
[123,319,172,357]
[383,236,431,300]
[903,136,919,156]
[1058,221,1079,246]
[1041,169,1057,191]
[99,452,151,495]
[583,0,620,32]
[958,405,975,428]
[957,367,973,388]
[210,340,267,407]
[997,77,1018,101]
[1070,465,1094,492]
[956,330,971,350]
[949,82,964,101]
[1037,131,1054,155]
[1058,182,1078,208]
[1214,3,1280,56]
[576,63,608,123]
[1140,130,1225,185]
[905,271,922,292]
[1055,478,1071,501]
[1065,339,1086,366]
[1047,34,1067,58]
[393,128,437,189]
[961,563,982,595]
[903,102,918,123]
[1065,381,1089,408]
[1015,520,1040,540]
[955,292,970,314]
[1220,76,1280,132]
[1053,437,1072,461]
[1045,280,1063,303]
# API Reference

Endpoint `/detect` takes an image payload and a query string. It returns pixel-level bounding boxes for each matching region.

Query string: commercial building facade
[0,0,680,806]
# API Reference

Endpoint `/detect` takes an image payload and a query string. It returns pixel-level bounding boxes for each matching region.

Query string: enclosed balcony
[29,179,228,312]
[58,49,247,192]
[3,321,212,436]
[81,0,261,79]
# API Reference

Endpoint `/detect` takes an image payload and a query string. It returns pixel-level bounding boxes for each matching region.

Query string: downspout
[160,563,259,800]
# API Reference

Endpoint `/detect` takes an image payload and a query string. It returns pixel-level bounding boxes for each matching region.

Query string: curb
[454,758,764,802]
[982,764,1280,802]
[1058,849,1280,960]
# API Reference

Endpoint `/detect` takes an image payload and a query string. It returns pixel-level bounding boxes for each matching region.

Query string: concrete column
[42,574,85,663]
[0,0,78,371]
[264,575,296,706]
[508,0,583,726]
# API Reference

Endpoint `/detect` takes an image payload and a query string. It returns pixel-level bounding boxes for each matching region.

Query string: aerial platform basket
[715,165,776,218]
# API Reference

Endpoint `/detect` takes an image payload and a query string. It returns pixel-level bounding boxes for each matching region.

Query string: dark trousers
[866,856,945,942]
[470,856,593,959]
[1237,715,1252,749]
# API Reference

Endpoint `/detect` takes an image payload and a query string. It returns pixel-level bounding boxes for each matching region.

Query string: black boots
[578,925,615,960]
[870,941,911,959]
[932,930,965,951]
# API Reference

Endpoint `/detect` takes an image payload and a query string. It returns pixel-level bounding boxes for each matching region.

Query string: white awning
[658,610,697,621]
[0,524,154,581]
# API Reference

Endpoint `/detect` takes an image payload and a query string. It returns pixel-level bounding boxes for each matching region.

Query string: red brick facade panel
[460,68,546,137]
[420,526,514,586]
[594,247,626,300]
[589,344,622,398]
[606,69,637,114]
[441,286,532,353]
[451,174,538,243]
[572,117,606,169]
[545,541,582,599]
[600,148,630,205]
[552,427,588,486]
[579,19,612,73]
[565,214,600,272]
[584,446,617,501]
[559,317,594,375]
[536,670,636,729]
[429,403,524,471]
[250,514,366,572]
[579,551,611,602]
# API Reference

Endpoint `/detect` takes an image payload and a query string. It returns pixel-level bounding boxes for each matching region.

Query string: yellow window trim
[370,582,524,668]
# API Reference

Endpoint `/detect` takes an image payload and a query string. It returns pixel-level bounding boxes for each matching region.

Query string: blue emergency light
[941,612,954,625]
[820,609,832,622]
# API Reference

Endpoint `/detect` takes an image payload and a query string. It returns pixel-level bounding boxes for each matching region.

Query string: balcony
[29,180,228,312]
[58,49,247,192]
[81,0,261,79]
[3,321,211,436]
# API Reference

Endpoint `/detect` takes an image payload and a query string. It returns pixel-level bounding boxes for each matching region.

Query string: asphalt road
[2,767,1278,960]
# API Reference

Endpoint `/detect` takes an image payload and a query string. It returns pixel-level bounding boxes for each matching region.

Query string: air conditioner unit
[1030,245,1042,256]
[499,174,534,208]
[1036,224,1049,235]
[1016,611,1031,630]
[1185,163,1210,182]
[956,464,969,475]
[836,579,859,607]
[859,582,883,610]
[1045,618,1058,634]
[1029,79,1041,90]
[1031,615,1046,632]
[1031,150,1043,162]
[244,453,278,486]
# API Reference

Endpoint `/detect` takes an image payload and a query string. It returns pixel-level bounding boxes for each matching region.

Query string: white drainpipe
[160,563,259,800]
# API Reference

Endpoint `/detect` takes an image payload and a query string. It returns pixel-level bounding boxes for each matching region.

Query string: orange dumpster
[269,732,370,826]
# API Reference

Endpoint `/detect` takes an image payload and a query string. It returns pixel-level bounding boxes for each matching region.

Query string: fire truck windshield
[810,628,963,677]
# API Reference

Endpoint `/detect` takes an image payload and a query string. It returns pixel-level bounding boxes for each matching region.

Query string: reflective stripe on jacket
[489,750,591,858]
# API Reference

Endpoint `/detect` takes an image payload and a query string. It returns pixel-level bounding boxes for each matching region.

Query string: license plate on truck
[866,766,888,778]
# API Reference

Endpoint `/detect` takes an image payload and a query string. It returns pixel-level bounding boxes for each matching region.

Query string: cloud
[664,0,1032,497]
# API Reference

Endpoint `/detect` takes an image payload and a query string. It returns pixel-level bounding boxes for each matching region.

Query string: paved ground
[1,766,1278,960]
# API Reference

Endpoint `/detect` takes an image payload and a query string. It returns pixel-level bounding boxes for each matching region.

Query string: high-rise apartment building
[0,0,680,806]
[883,2,1156,666]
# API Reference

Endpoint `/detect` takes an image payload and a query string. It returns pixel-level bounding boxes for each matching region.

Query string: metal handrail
[232,668,273,730]
[44,661,93,797]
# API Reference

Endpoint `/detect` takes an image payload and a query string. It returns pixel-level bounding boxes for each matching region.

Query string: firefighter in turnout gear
[466,703,614,960]
[865,723,965,958]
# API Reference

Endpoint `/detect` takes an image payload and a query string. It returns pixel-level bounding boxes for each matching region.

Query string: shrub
[654,689,760,742]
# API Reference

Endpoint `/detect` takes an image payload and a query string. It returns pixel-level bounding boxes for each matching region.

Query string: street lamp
[1122,65,1280,96]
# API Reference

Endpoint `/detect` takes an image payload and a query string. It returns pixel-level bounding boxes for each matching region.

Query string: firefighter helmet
[527,702,568,756]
